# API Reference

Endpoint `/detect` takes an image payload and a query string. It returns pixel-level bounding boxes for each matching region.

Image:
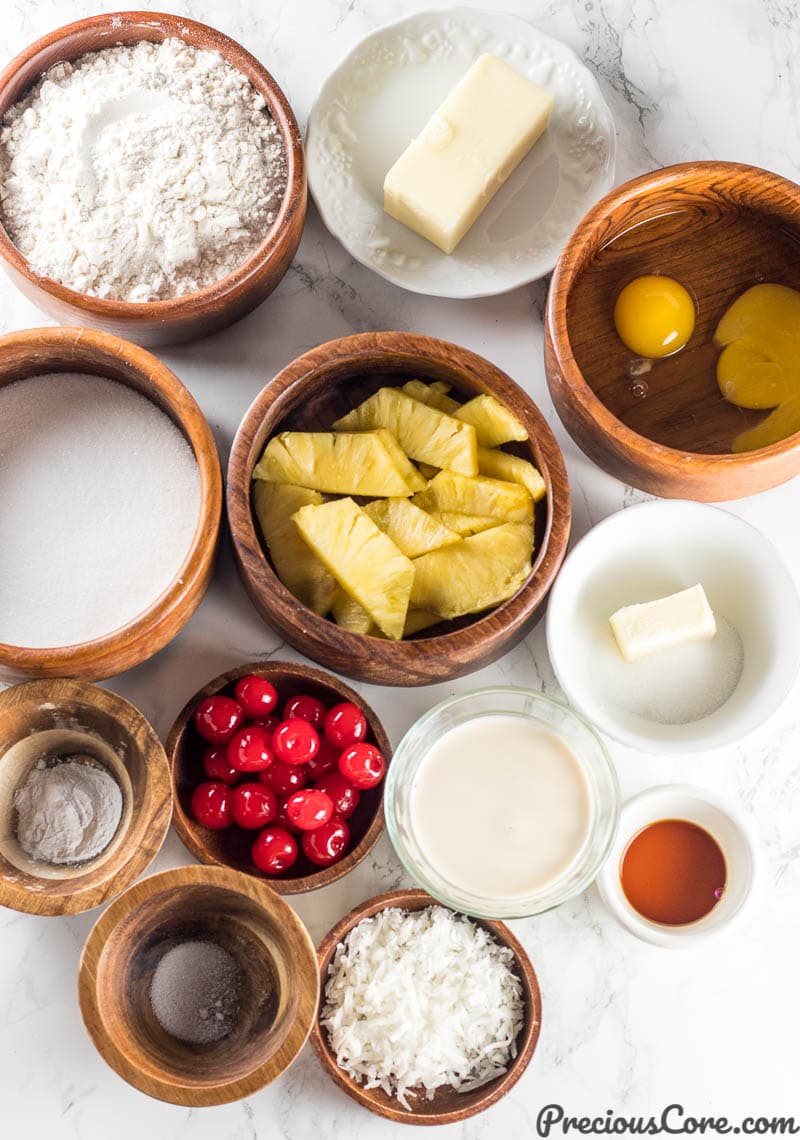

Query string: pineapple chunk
[332,590,377,636]
[418,463,440,480]
[478,447,546,502]
[293,498,414,640]
[401,379,460,414]
[430,510,501,537]
[253,430,423,496]
[410,523,534,619]
[252,482,337,615]
[413,470,533,524]
[333,387,478,476]
[404,609,442,636]
[363,498,459,558]
[454,394,528,447]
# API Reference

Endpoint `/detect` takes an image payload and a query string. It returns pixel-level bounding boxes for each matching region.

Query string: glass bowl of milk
[385,688,620,919]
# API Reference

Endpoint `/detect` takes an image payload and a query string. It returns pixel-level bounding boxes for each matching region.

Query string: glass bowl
[384,688,620,919]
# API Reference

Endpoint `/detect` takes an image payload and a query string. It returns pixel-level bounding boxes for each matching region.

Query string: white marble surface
[1,0,799,1135]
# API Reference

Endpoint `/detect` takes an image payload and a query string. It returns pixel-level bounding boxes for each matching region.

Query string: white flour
[14,756,123,865]
[0,38,287,301]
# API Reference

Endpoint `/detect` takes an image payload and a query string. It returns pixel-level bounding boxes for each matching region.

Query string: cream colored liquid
[411,715,592,899]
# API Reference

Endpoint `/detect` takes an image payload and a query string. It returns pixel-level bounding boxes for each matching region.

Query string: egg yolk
[614,275,696,358]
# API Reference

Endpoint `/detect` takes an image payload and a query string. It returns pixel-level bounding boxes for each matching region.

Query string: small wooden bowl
[227,331,571,687]
[545,161,800,500]
[0,679,171,915]
[166,661,391,894]
[310,888,542,1126]
[0,326,222,683]
[78,864,319,1105]
[0,12,306,347]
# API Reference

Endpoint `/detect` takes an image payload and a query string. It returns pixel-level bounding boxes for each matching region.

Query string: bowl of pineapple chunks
[227,332,571,686]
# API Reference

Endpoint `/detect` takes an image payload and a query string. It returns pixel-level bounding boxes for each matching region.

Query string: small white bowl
[596,784,758,948]
[546,501,800,753]
[306,7,615,298]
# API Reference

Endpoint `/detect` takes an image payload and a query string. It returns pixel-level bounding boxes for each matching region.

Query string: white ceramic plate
[306,7,616,298]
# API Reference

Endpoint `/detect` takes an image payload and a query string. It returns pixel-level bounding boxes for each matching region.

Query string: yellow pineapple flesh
[478,447,546,502]
[430,510,502,537]
[413,469,533,524]
[251,482,337,615]
[403,609,443,636]
[401,379,461,413]
[253,430,422,496]
[293,498,414,640]
[454,394,528,447]
[333,387,478,476]
[363,497,459,557]
[410,523,534,619]
[332,590,378,636]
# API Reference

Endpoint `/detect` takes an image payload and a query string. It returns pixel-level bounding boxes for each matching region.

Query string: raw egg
[614,275,696,358]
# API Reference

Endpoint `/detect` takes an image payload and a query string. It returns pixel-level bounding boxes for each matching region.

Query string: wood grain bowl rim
[545,160,800,482]
[226,331,572,686]
[0,326,222,680]
[0,10,306,321]
[309,887,542,1126]
[165,660,392,894]
[77,863,320,1106]
[0,679,172,915]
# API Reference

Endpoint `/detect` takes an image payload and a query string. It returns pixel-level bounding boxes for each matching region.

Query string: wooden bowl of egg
[0,326,222,683]
[227,331,571,687]
[545,160,800,501]
[0,11,306,347]
[0,679,172,916]
[78,864,319,1106]
[166,661,392,894]
[310,888,542,1125]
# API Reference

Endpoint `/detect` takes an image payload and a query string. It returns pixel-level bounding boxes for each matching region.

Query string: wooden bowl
[0,326,222,683]
[227,331,571,686]
[166,661,391,894]
[545,160,800,500]
[78,864,319,1105]
[310,888,542,1126]
[0,679,171,915]
[0,12,306,347]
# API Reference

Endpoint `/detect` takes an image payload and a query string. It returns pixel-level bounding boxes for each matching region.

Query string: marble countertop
[2,0,799,1135]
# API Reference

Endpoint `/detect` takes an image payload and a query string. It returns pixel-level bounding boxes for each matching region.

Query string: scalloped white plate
[306,7,617,298]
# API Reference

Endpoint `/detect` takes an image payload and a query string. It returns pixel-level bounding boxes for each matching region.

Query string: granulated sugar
[0,372,200,648]
[0,38,287,301]
[150,940,240,1045]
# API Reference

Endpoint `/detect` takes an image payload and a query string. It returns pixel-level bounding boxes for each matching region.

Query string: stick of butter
[383,54,553,255]
[609,584,717,662]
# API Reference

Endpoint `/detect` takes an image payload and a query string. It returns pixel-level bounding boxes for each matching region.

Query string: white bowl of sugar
[546,500,800,753]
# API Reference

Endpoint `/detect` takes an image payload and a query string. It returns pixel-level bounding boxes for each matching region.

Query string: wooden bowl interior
[564,178,800,455]
[0,681,169,910]
[95,882,297,1089]
[169,662,391,891]
[312,890,541,1124]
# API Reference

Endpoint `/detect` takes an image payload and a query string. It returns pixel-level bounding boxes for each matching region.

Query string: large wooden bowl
[0,327,222,682]
[227,331,571,687]
[78,865,319,1105]
[166,661,392,894]
[310,889,542,1126]
[0,12,306,347]
[545,161,800,500]
[0,679,171,915]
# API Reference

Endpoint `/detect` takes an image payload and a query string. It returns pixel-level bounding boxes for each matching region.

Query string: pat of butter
[383,54,553,255]
[609,584,717,662]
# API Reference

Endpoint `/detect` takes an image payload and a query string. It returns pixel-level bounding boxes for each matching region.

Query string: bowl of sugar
[0,326,222,682]
[0,12,306,346]
[546,500,800,753]
[0,679,172,915]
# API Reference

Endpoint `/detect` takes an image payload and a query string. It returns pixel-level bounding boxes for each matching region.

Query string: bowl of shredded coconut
[310,888,542,1124]
[0,12,305,346]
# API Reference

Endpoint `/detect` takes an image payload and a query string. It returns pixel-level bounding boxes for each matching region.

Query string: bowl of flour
[0,13,306,346]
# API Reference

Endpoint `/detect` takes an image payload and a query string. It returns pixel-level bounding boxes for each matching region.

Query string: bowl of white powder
[0,678,172,915]
[0,13,305,346]
[0,326,222,682]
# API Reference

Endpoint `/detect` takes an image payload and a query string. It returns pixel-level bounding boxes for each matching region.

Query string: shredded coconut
[321,906,525,1110]
[0,38,287,301]
[14,756,123,865]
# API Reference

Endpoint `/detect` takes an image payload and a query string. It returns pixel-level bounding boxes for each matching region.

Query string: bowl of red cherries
[166,661,391,892]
